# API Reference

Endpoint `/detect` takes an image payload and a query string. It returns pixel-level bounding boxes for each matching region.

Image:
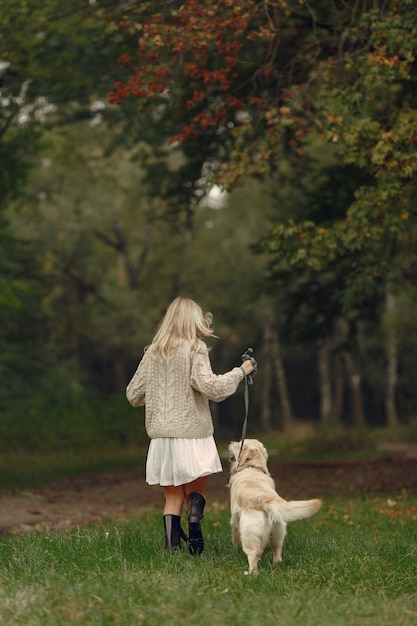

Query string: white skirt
[146,436,223,486]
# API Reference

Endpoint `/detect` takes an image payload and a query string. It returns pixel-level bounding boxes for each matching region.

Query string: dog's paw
[244,569,258,576]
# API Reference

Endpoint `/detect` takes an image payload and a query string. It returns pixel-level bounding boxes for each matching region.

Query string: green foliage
[0,222,31,310]
[110,0,417,320]
[0,0,138,235]
[301,425,378,461]
[0,0,135,110]
[3,0,417,443]
[263,0,417,318]
[3,114,271,441]
[0,383,145,454]
[0,500,416,625]
[0,445,146,492]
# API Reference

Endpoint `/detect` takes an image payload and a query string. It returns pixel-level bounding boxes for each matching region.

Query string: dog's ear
[260,442,268,461]
[239,442,255,466]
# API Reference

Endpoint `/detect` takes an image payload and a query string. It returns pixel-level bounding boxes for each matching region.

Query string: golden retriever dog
[228,439,322,575]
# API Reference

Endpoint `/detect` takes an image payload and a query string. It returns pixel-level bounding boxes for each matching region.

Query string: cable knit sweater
[126,340,244,439]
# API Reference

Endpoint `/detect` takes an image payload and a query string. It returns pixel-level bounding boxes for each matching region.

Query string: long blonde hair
[147,297,216,359]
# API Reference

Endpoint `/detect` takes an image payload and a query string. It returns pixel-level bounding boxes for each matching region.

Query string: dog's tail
[276,498,322,523]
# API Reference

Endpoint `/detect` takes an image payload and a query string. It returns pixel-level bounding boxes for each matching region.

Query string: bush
[0,387,146,453]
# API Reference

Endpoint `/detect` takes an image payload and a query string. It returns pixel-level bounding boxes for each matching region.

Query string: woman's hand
[241,359,255,375]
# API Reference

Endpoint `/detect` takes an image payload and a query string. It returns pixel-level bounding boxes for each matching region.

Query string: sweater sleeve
[190,349,244,402]
[126,352,147,407]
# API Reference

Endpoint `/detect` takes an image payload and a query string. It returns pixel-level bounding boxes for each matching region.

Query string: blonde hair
[147,297,216,359]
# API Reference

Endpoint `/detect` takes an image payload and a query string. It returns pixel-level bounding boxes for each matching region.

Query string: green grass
[0,496,416,625]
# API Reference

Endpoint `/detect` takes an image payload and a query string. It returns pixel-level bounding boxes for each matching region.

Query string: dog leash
[237,348,256,465]
[237,375,250,465]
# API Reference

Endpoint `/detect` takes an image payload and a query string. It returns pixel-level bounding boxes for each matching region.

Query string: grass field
[0,495,416,626]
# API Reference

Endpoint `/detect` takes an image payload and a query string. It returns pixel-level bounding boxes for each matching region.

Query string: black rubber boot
[187,492,206,556]
[163,514,188,552]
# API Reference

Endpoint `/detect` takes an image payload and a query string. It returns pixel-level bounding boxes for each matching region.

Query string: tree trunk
[317,340,333,422]
[332,353,345,422]
[344,351,365,425]
[271,328,293,430]
[260,310,272,431]
[263,297,293,430]
[384,288,399,426]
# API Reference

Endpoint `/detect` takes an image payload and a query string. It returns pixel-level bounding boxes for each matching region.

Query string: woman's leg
[162,478,209,554]
[162,485,187,551]
[185,476,208,555]
[184,475,208,499]
[162,485,186,515]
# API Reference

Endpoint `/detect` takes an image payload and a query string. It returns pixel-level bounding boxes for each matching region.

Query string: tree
[0,0,141,383]
[0,0,141,213]
[110,0,417,311]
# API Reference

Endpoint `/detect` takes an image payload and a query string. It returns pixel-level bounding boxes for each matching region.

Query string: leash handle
[241,347,255,385]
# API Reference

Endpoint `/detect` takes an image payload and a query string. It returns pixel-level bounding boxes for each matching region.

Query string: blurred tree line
[1,0,417,455]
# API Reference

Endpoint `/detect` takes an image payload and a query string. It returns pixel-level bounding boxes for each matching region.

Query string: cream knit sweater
[126,340,244,439]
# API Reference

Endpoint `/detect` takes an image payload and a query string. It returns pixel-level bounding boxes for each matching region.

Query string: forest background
[1,0,417,471]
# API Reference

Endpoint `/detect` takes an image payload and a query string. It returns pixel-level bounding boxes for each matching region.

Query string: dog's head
[228,439,269,475]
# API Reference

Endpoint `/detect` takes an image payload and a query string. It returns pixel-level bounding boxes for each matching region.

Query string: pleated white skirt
[146,436,223,486]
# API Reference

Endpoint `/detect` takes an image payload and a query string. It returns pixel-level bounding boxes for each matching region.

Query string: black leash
[237,375,250,464]
[237,348,256,465]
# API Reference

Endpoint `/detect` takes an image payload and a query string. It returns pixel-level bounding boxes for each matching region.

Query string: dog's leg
[231,524,240,547]
[245,550,261,575]
[230,512,240,547]
[240,510,265,575]
[270,521,286,565]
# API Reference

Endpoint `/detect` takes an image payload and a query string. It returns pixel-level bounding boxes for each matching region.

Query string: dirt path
[1,454,416,534]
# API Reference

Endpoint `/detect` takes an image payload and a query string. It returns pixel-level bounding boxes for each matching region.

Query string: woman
[126,296,255,555]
